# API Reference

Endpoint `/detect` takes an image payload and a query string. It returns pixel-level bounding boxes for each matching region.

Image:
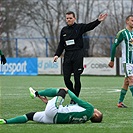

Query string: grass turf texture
[0,75,133,133]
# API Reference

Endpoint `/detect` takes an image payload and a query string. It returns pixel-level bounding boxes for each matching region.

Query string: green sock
[129,85,133,96]
[55,96,64,109]
[38,88,59,97]
[118,88,127,103]
[6,115,28,124]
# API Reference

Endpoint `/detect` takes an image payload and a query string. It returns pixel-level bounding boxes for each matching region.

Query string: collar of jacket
[67,23,77,28]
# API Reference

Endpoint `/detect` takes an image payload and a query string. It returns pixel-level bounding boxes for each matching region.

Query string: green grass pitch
[0,75,133,133]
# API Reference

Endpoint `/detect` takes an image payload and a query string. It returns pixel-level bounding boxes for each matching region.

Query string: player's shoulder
[61,26,67,31]
[117,29,126,34]
[62,25,68,29]
[116,29,126,38]
[60,26,68,34]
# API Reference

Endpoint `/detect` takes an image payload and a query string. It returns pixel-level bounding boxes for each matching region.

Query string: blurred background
[0,0,133,76]
[1,0,133,57]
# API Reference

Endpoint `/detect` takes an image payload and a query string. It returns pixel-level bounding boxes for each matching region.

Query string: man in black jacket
[53,11,107,103]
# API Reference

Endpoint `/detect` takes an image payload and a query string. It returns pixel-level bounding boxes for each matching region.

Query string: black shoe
[70,100,76,104]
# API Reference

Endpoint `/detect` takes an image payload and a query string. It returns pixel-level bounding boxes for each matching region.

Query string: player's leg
[29,87,67,109]
[29,87,67,108]
[117,63,132,108]
[73,50,84,97]
[63,60,75,94]
[128,76,133,96]
[63,51,76,93]
[63,60,77,104]
[29,87,59,99]
[38,88,59,97]
[117,63,129,108]
[0,113,33,124]
[126,64,133,97]
[117,77,128,108]
[1,88,67,124]
[73,73,81,97]
[0,111,53,124]
[69,50,84,104]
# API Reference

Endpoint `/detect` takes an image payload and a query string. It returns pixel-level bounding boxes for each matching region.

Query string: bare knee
[122,78,129,89]
[128,76,133,86]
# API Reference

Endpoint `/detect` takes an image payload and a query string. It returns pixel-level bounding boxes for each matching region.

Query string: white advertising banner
[119,57,124,76]
[38,57,61,74]
[82,57,116,75]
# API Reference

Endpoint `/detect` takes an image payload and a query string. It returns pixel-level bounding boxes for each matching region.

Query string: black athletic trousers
[63,49,84,97]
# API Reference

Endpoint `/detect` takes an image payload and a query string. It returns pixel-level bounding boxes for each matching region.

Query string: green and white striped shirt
[111,29,133,63]
[54,90,94,124]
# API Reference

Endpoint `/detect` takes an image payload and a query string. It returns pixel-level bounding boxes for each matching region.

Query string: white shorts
[33,97,58,123]
[123,63,133,77]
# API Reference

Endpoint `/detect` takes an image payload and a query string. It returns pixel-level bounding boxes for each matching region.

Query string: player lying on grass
[0,87,103,124]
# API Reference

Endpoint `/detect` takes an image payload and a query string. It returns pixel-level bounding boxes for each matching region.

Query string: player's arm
[80,13,107,33]
[0,50,6,65]
[0,50,2,55]
[108,31,123,68]
[38,96,48,104]
[80,20,101,34]
[67,89,93,109]
[54,30,65,62]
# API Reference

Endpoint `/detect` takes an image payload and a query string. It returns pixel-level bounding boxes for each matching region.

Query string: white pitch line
[0,87,121,95]
[107,89,121,93]
[2,94,28,96]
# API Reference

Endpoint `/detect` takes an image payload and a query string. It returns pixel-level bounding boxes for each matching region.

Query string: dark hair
[66,11,75,18]
[90,113,103,123]
[126,15,133,21]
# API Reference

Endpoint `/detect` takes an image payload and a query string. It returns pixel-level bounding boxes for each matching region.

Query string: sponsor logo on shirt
[129,38,133,45]
[69,115,87,123]
[114,39,118,43]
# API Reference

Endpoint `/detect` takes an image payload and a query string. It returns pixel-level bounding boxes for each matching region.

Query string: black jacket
[55,19,101,57]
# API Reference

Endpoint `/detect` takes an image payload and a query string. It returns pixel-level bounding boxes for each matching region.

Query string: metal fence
[1,35,115,57]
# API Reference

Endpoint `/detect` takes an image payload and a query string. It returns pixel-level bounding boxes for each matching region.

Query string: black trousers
[63,49,84,97]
